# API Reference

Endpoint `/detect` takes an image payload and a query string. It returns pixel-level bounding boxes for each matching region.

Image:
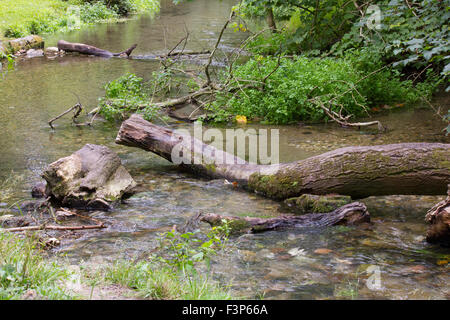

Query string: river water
[0,0,449,299]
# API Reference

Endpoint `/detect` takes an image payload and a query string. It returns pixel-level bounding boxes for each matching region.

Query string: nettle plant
[152,221,231,277]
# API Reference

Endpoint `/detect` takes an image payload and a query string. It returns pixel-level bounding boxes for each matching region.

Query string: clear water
[0,0,449,300]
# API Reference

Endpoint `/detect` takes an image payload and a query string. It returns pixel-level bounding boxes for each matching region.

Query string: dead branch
[48,102,83,129]
[1,223,106,232]
[205,10,235,86]
[311,97,385,131]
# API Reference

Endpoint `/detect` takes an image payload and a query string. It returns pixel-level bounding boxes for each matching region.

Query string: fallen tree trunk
[199,202,369,233]
[116,114,450,199]
[57,40,137,58]
[425,185,450,246]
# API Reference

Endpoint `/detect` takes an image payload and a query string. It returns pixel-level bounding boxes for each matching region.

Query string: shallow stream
[0,0,449,299]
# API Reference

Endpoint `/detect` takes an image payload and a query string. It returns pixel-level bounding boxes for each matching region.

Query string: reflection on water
[0,0,449,300]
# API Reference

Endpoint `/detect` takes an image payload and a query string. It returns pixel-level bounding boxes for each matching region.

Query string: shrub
[207,52,434,124]
[98,73,162,122]
[4,24,27,38]
[107,0,134,16]
[27,15,60,35]
[80,2,118,23]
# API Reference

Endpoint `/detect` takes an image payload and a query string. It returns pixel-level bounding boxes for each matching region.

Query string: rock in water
[31,182,47,198]
[42,144,136,210]
[26,49,44,58]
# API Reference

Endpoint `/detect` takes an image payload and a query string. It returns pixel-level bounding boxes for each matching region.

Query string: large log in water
[57,40,137,58]
[116,114,450,199]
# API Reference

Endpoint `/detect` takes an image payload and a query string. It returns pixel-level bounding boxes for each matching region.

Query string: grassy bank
[0,228,233,300]
[0,0,160,40]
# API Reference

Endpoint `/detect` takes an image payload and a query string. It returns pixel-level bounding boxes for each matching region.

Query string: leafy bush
[333,0,449,90]
[207,52,433,124]
[3,24,27,38]
[80,2,119,23]
[106,0,134,16]
[103,222,232,299]
[27,14,62,34]
[98,73,162,122]
[80,0,160,16]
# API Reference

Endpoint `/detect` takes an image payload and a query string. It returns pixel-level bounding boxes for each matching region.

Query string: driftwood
[199,202,370,233]
[1,224,106,233]
[57,40,137,58]
[425,185,450,246]
[116,114,450,199]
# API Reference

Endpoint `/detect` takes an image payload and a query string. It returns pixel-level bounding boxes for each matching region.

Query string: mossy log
[199,202,370,233]
[116,114,450,199]
[425,185,450,246]
[284,194,352,214]
[0,35,44,55]
[57,40,137,58]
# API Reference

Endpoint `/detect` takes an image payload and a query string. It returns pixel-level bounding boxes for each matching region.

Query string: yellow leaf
[437,260,448,266]
[235,115,247,124]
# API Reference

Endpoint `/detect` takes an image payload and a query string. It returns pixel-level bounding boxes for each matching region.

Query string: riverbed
[0,0,449,300]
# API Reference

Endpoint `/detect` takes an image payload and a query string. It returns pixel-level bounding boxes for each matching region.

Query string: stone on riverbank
[42,144,136,210]
[26,49,44,58]
[0,35,44,55]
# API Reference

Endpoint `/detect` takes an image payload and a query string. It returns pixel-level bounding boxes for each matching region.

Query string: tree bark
[57,40,137,58]
[425,185,450,246]
[266,7,277,33]
[116,114,450,199]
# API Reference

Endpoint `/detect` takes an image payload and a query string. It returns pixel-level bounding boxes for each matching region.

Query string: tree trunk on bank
[116,114,450,199]
[266,7,277,33]
[57,40,137,58]
[425,185,450,246]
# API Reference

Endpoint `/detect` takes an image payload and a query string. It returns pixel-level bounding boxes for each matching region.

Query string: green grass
[0,232,74,300]
[0,0,69,39]
[0,0,160,40]
[103,260,233,300]
[0,230,233,300]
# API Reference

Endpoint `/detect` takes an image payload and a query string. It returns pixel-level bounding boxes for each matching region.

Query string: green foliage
[80,0,160,16]
[154,221,231,274]
[103,222,232,299]
[98,73,162,122]
[208,52,431,124]
[333,0,449,89]
[3,25,27,38]
[0,0,160,38]
[104,260,232,299]
[0,232,73,300]
[80,2,119,23]
[444,110,450,135]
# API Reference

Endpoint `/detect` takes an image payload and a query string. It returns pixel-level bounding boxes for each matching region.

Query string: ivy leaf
[423,50,433,61]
